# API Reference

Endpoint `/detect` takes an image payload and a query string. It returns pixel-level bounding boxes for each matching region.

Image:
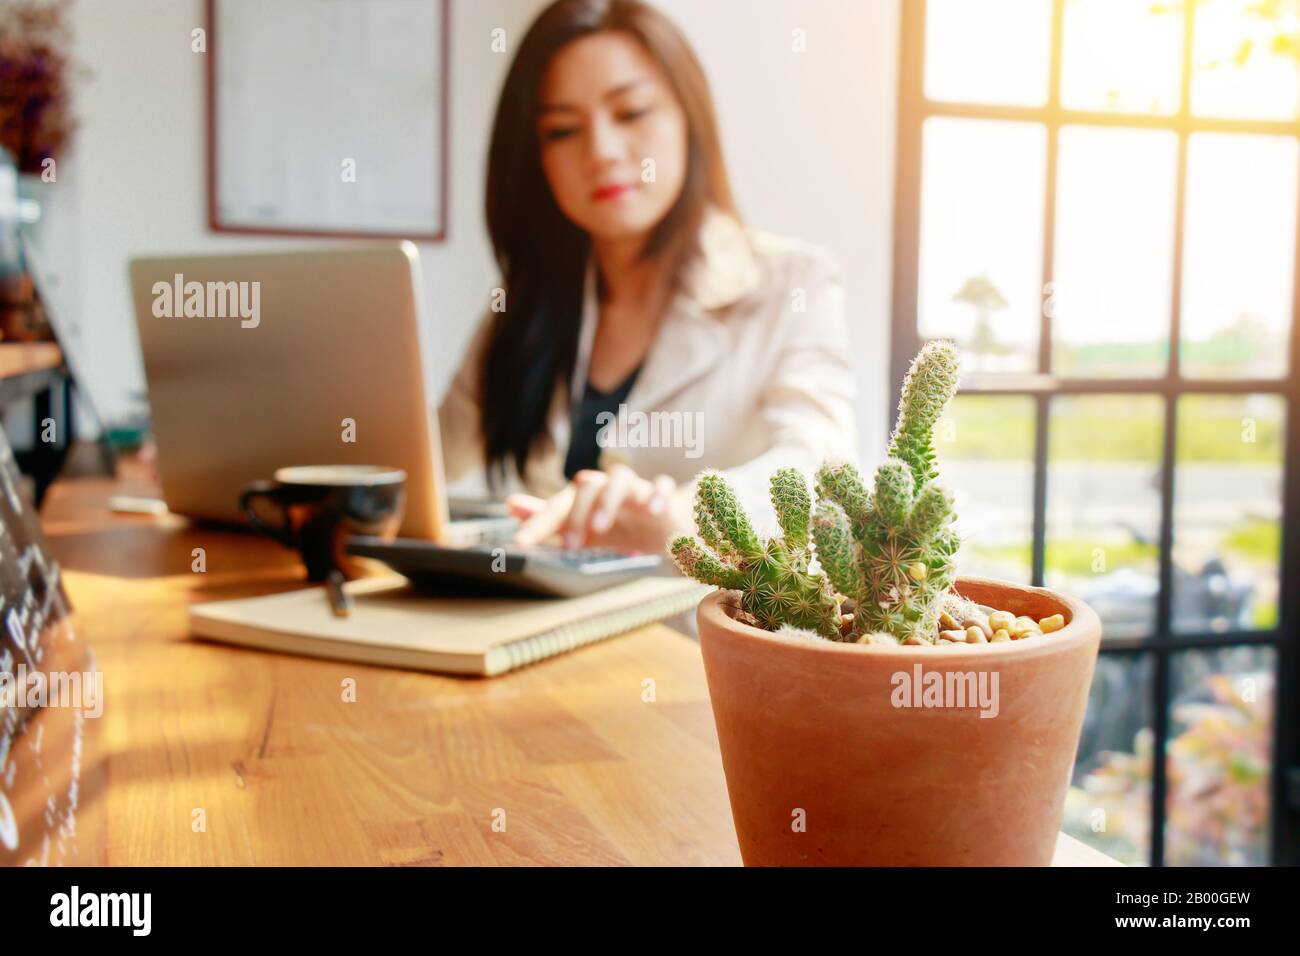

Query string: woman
[438,0,857,554]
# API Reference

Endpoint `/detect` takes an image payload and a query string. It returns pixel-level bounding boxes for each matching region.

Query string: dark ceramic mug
[239,465,406,581]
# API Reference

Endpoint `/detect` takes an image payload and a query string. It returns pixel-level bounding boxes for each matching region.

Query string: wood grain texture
[37,453,1115,866]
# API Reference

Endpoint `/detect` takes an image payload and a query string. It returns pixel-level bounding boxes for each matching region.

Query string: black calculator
[346,535,663,598]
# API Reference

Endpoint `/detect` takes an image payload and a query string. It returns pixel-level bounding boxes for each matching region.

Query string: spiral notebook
[188,575,709,676]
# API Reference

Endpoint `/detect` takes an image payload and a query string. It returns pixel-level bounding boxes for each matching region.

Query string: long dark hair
[480,0,736,487]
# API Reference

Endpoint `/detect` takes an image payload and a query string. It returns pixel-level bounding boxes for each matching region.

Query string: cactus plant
[671,340,964,645]
[671,469,843,640]
[813,340,962,643]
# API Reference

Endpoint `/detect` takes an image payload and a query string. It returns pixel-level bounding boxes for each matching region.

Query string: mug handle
[239,481,294,547]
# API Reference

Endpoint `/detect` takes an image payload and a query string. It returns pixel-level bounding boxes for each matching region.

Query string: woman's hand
[507,464,679,553]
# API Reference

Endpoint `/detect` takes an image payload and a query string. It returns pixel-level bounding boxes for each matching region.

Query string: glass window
[925,0,1052,106]
[1192,0,1300,121]
[1180,133,1297,380]
[1166,646,1275,865]
[1061,0,1184,114]
[918,118,1046,374]
[1173,395,1285,634]
[1047,395,1164,640]
[1064,653,1154,866]
[939,394,1037,584]
[1052,126,1178,378]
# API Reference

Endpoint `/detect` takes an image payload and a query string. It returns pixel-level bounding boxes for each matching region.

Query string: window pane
[1181,134,1297,379]
[1192,0,1300,121]
[940,395,1036,583]
[1052,127,1177,378]
[1173,395,1285,633]
[1061,0,1183,115]
[1167,646,1274,866]
[1064,653,1154,866]
[918,119,1046,373]
[925,0,1052,106]
[1047,396,1163,640]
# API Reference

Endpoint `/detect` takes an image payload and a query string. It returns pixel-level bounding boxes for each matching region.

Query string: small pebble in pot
[961,616,994,640]
[1038,613,1066,634]
[988,610,1016,633]
[858,632,897,645]
[939,629,967,643]
[991,631,1012,643]
[1013,615,1041,638]
[938,610,959,630]
[965,626,987,644]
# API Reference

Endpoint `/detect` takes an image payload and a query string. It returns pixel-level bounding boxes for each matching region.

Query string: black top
[564,365,643,479]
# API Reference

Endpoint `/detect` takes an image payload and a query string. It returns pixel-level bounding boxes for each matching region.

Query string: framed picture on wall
[206,0,449,240]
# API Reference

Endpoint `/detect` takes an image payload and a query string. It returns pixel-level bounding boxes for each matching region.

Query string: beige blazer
[437,209,858,529]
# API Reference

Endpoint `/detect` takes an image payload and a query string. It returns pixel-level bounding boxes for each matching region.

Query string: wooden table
[35,452,1119,866]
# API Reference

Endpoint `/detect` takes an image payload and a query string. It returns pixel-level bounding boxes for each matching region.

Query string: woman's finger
[559,470,608,548]
[589,465,640,535]
[505,493,547,520]
[630,476,655,507]
[512,484,576,546]
[647,474,676,515]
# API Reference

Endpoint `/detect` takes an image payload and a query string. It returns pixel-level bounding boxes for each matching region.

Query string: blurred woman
[439,0,856,553]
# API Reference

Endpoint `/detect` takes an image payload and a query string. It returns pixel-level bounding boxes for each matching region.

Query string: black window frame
[891,0,1299,866]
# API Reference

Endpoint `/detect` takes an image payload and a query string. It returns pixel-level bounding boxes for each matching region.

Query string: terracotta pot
[697,577,1102,866]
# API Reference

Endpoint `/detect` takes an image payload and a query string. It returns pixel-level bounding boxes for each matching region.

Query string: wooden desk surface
[39,454,1118,866]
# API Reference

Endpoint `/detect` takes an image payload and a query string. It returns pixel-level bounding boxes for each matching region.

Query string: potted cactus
[672,341,1102,865]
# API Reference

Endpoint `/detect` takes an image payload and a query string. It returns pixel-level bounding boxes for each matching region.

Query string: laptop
[128,243,659,596]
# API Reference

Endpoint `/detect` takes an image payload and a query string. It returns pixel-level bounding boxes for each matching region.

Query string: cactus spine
[671,469,842,640]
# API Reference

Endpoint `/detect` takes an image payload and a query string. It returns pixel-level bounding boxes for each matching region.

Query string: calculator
[345,535,664,598]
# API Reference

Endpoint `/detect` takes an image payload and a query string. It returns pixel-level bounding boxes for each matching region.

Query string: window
[893,0,1299,865]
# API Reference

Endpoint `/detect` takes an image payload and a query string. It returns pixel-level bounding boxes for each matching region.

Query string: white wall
[44,0,897,464]
[656,0,899,455]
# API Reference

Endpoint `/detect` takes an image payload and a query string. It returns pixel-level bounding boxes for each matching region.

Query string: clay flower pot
[696,577,1102,866]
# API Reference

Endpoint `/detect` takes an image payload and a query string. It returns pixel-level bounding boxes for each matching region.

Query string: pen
[325,569,353,617]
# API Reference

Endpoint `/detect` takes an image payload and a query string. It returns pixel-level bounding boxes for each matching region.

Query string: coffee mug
[239,465,406,581]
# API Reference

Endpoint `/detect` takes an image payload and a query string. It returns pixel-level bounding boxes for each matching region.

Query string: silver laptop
[128,243,457,541]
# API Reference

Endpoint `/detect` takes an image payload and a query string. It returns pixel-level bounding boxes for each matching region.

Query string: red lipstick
[591,183,634,202]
